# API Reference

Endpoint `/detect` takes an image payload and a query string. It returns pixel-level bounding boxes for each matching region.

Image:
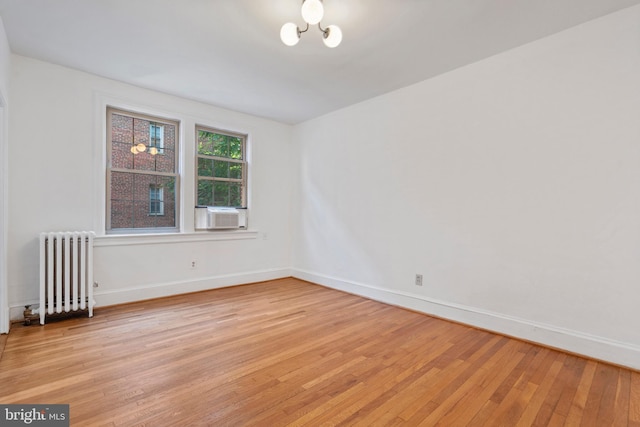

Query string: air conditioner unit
[195,206,247,230]
[208,207,240,229]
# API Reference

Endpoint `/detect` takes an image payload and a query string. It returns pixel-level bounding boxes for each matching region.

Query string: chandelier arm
[298,22,310,35]
[318,22,329,37]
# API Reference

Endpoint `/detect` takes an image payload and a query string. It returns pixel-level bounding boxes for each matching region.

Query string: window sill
[95,229,258,247]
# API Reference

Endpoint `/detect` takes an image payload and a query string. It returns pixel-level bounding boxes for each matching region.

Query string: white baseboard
[9,268,292,323]
[293,268,640,371]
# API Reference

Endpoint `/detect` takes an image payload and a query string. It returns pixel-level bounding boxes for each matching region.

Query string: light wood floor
[1,278,638,426]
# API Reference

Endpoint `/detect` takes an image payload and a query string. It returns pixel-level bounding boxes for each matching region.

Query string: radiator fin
[39,231,95,324]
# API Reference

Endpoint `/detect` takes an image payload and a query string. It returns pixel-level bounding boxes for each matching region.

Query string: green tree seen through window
[196,128,246,207]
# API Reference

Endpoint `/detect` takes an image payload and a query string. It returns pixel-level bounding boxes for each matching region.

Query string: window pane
[197,130,214,156]
[198,130,243,160]
[214,181,230,206]
[155,176,176,227]
[214,160,230,178]
[110,199,134,229]
[111,114,134,144]
[158,123,176,165]
[229,137,243,160]
[111,141,134,169]
[229,163,243,179]
[229,183,242,207]
[110,172,176,229]
[132,199,156,228]
[198,158,213,177]
[115,118,175,174]
[149,199,161,215]
[111,114,134,169]
[158,176,177,204]
[213,134,230,158]
[111,171,134,201]
[131,118,154,172]
[197,179,213,206]
[140,123,175,174]
[149,185,163,215]
[149,123,164,154]
[133,174,154,202]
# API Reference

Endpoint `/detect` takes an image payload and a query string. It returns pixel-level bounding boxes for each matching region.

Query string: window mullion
[197,154,244,164]
[197,176,242,183]
[110,168,177,178]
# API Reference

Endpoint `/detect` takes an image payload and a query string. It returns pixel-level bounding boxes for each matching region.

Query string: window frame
[106,107,180,234]
[149,123,165,154]
[195,125,248,209]
[149,185,165,216]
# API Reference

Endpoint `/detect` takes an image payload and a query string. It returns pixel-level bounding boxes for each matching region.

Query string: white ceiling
[0,0,638,124]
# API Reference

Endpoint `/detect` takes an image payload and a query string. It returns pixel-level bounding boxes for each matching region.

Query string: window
[106,107,179,233]
[149,185,164,216]
[196,126,247,208]
[149,123,164,154]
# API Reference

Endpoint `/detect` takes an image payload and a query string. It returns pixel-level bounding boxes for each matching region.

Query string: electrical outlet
[190,260,198,269]
[415,274,423,286]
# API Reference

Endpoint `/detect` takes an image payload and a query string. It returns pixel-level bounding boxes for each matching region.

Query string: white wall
[0,18,10,98]
[0,17,10,333]
[8,55,293,317]
[292,5,640,369]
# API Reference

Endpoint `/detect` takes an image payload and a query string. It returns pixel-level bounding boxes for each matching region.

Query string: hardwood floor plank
[469,345,546,425]
[532,354,584,425]
[581,363,619,425]
[0,278,636,426]
[398,335,505,422]
[432,343,527,426]
[499,352,567,424]
[488,343,540,404]
[550,355,586,418]
[565,359,598,425]
[613,369,631,427]
[407,337,516,425]
[596,365,621,424]
[629,371,640,427]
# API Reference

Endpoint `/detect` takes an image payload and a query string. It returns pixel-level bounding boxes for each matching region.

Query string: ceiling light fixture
[280,0,342,48]
[129,119,159,155]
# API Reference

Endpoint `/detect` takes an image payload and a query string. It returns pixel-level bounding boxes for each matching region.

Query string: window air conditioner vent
[195,206,247,230]
[207,207,240,229]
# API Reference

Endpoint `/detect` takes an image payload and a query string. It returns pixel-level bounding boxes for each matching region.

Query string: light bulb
[136,143,147,153]
[280,23,300,46]
[301,0,323,25]
[130,146,137,154]
[149,147,158,155]
[323,25,342,48]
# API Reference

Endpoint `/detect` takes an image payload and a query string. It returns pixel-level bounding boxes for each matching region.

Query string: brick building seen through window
[107,108,179,231]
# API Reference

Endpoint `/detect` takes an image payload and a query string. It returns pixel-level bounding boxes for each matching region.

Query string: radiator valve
[23,305,40,326]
